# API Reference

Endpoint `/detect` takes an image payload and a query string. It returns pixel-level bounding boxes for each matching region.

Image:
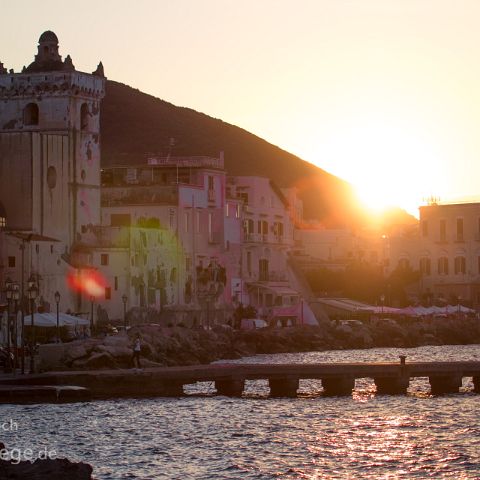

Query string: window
[238,192,249,205]
[169,209,175,229]
[225,204,229,217]
[208,176,214,190]
[105,287,111,300]
[80,103,89,131]
[247,251,252,275]
[422,220,428,237]
[259,259,269,281]
[196,211,201,233]
[0,216,5,228]
[235,205,240,218]
[24,103,39,125]
[8,256,15,268]
[420,257,431,275]
[438,257,449,275]
[456,218,464,241]
[440,219,447,241]
[100,254,109,266]
[114,276,118,291]
[454,256,466,274]
[398,258,410,270]
[184,212,189,233]
[186,257,191,271]
[208,212,213,240]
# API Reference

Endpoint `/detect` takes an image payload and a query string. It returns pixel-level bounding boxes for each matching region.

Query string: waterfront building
[227,176,313,324]
[417,201,480,307]
[0,31,105,313]
[99,156,230,324]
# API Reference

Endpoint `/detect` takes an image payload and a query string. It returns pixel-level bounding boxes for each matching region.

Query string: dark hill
[101,80,360,225]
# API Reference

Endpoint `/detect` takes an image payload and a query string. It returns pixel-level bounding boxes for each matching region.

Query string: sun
[314,116,446,218]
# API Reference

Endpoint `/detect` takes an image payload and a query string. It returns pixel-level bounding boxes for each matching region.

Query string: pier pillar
[268,377,299,397]
[429,374,462,395]
[322,376,355,396]
[215,378,245,397]
[374,376,409,395]
[472,376,480,393]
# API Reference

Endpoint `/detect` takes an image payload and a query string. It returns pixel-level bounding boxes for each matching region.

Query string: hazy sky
[2,0,480,216]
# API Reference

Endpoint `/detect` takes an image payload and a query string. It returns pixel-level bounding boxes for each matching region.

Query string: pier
[0,358,479,401]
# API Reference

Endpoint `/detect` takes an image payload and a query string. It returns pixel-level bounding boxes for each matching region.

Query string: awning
[22,313,90,327]
[6,231,60,242]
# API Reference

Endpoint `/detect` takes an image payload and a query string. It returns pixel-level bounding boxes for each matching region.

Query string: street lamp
[12,283,20,370]
[27,274,38,374]
[380,294,385,318]
[90,295,95,336]
[3,277,13,373]
[54,291,61,343]
[122,294,128,330]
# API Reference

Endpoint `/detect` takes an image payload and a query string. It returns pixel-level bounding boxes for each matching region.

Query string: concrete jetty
[0,359,479,401]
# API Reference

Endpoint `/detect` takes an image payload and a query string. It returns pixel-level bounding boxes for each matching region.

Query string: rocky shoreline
[0,453,93,480]
[44,316,480,371]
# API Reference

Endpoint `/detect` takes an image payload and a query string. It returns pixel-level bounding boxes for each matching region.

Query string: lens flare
[67,269,107,298]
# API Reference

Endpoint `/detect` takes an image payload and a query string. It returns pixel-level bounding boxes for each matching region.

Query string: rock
[85,352,116,369]
[0,457,93,479]
[64,344,88,362]
[103,334,129,348]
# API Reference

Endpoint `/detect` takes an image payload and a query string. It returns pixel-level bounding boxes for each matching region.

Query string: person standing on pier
[132,334,142,369]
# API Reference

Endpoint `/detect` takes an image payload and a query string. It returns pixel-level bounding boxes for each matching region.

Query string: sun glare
[315,116,447,218]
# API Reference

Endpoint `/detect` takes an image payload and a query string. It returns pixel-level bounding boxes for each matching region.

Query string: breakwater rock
[0,456,93,480]
[43,316,480,371]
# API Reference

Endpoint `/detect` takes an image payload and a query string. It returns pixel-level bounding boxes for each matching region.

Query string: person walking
[132,334,142,369]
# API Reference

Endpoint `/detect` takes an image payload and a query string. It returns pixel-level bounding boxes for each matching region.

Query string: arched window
[454,256,466,274]
[438,257,449,275]
[24,103,39,125]
[80,103,89,131]
[419,257,431,275]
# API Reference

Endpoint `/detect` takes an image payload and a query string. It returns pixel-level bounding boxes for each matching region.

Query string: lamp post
[90,295,95,336]
[122,294,127,330]
[54,291,60,343]
[4,278,13,373]
[27,274,38,374]
[380,294,385,318]
[457,295,462,318]
[12,282,20,370]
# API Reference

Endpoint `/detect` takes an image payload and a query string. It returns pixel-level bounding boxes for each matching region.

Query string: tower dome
[39,30,59,44]
[25,30,64,73]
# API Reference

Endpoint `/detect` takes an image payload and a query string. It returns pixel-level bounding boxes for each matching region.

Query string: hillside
[100,80,360,225]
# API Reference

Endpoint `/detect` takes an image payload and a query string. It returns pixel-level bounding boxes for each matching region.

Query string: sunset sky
[2,0,480,216]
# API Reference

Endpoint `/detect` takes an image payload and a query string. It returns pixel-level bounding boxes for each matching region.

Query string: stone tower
[0,31,106,250]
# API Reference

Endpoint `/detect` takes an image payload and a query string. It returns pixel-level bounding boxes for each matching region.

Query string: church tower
[0,31,106,249]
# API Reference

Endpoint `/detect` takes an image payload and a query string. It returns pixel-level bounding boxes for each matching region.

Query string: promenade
[0,358,479,401]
